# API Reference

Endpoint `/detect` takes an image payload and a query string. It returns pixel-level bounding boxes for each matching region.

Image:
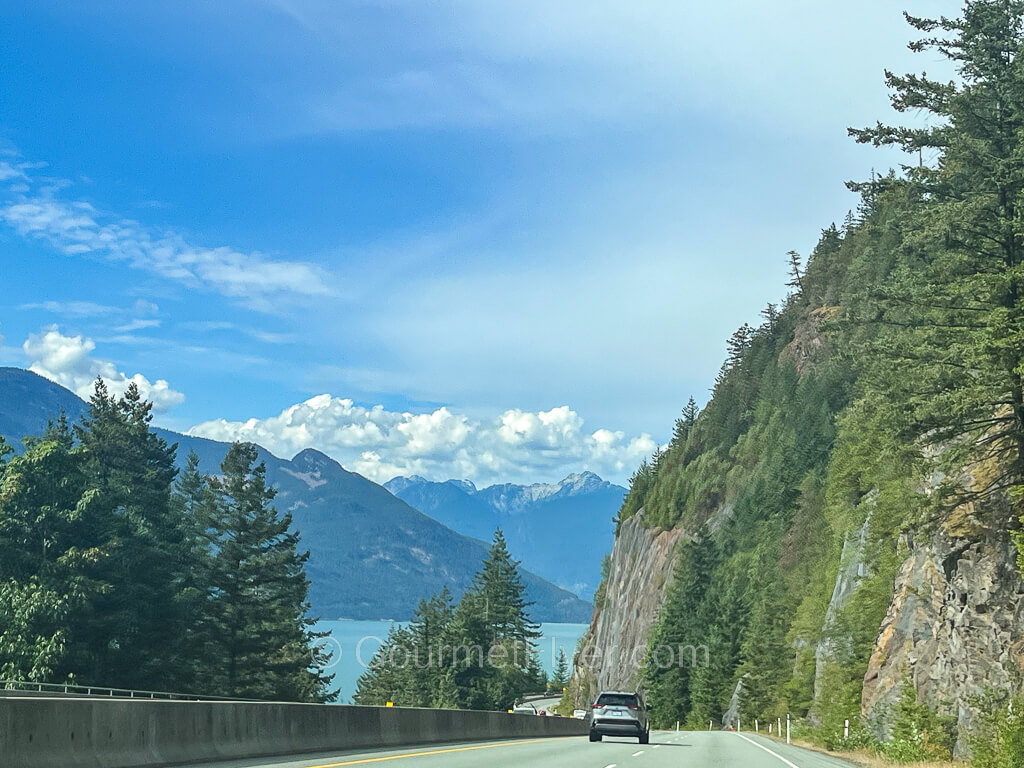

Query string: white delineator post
[755,719,759,733]
[786,714,791,744]
[844,719,850,739]
[676,721,679,733]
[777,717,782,736]
[709,720,712,732]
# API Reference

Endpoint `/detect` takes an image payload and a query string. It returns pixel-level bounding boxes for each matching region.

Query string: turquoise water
[316,620,589,703]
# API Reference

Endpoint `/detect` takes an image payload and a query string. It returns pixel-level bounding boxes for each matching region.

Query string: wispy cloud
[19,300,124,318]
[178,320,295,345]
[114,318,162,332]
[263,0,954,138]
[0,155,333,310]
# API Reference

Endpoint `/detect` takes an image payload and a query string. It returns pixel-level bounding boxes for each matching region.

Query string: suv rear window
[596,693,639,707]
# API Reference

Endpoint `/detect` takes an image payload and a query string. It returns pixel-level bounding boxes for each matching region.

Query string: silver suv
[588,691,650,743]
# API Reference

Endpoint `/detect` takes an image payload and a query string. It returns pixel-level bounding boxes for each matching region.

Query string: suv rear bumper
[591,719,645,736]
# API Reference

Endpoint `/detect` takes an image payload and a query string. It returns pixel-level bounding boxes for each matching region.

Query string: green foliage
[354,529,545,711]
[0,578,67,681]
[0,383,333,701]
[872,679,956,763]
[970,692,1024,768]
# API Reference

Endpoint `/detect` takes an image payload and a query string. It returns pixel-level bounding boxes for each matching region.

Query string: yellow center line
[302,738,550,768]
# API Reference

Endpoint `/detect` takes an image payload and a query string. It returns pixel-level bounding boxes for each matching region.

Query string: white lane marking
[632,750,644,757]
[735,733,801,768]
[652,744,661,749]
[602,764,617,768]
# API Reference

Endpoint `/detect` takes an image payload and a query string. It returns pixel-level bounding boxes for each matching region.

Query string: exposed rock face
[815,514,872,701]
[862,522,1024,757]
[782,305,836,373]
[722,676,746,729]
[569,509,687,705]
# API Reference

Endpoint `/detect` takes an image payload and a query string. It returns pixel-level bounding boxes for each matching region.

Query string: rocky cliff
[568,509,687,705]
[861,501,1024,756]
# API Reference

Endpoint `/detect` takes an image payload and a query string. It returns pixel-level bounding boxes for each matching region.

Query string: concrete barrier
[0,698,588,768]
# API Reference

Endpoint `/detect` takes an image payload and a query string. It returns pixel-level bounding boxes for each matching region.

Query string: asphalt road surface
[195,730,858,768]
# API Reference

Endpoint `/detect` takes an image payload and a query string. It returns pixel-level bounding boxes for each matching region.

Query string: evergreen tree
[168,451,214,689]
[67,380,184,688]
[203,442,334,701]
[848,2,1024,557]
[672,397,700,447]
[406,588,454,705]
[551,647,571,691]
[355,531,543,711]
[468,529,540,648]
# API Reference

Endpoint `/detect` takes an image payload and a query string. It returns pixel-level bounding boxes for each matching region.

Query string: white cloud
[0,162,332,309]
[23,326,186,412]
[187,394,656,485]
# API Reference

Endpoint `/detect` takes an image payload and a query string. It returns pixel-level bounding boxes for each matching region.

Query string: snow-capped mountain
[384,471,626,600]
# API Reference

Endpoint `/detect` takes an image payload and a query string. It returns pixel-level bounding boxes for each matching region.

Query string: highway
[196,730,857,768]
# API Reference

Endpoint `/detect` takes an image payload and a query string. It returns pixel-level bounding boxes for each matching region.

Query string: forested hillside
[576,4,1024,764]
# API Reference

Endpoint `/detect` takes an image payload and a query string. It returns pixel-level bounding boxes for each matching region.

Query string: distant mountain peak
[445,478,477,494]
[557,471,607,494]
[292,447,332,465]
[384,475,429,495]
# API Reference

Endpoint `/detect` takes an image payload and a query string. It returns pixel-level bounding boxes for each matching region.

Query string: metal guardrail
[0,679,258,702]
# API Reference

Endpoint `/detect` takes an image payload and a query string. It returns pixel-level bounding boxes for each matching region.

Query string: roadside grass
[759,734,961,768]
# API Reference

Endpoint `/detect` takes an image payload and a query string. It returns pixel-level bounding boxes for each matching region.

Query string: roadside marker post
[675,721,679,733]
[777,717,781,735]
[844,719,849,739]
[786,714,791,744]
[755,719,759,733]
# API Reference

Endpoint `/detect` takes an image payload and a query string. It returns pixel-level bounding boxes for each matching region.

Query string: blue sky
[0,0,957,485]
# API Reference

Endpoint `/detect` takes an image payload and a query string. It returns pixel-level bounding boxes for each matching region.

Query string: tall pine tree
[203,442,334,701]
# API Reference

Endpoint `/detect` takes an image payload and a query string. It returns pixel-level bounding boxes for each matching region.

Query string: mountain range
[385,472,624,599]
[0,367,592,622]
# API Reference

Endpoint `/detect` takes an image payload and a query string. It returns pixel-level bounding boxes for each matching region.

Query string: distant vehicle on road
[588,691,649,744]
[573,709,587,720]
[512,703,538,715]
